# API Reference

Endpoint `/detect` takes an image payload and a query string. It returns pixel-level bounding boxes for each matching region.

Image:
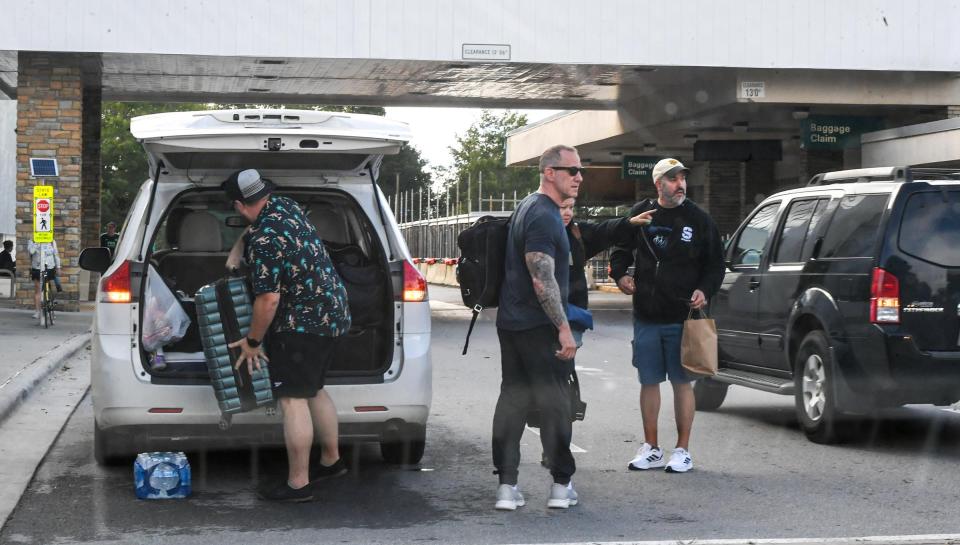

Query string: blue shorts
[631,319,691,385]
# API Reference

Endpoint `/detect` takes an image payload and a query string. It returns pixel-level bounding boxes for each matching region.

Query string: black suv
[701,167,960,443]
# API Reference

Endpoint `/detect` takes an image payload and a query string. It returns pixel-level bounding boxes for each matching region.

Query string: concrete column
[798,148,843,186]
[81,79,102,301]
[14,52,100,311]
[703,161,742,237]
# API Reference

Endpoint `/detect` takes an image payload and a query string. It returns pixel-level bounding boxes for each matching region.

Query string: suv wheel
[380,424,426,465]
[794,331,846,444]
[94,423,131,466]
[693,378,729,411]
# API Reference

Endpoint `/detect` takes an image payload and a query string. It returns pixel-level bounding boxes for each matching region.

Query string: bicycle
[40,266,56,328]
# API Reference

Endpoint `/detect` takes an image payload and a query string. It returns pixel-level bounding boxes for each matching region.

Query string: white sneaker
[495,484,525,511]
[547,481,578,509]
[665,447,693,473]
[32,311,39,320]
[627,443,665,470]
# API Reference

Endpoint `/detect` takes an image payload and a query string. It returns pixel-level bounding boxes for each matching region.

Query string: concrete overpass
[2,0,960,308]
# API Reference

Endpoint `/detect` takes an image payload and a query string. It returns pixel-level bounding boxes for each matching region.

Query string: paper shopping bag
[681,308,718,378]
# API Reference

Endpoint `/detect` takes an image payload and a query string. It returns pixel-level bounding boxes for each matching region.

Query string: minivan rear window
[164,152,367,171]
[899,190,960,267]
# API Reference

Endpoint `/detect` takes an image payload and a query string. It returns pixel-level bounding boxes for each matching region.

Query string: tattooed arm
[525,251,577,361]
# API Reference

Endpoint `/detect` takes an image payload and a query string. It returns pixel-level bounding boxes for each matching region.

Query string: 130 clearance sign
[33,185,54,243]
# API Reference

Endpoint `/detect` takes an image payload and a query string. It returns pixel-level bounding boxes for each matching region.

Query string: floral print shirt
[244,195,351,336]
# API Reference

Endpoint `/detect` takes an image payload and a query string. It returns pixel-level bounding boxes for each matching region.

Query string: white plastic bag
[142,266,190,352]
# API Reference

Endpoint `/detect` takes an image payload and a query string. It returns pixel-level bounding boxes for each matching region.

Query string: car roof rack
[807,167,960,186]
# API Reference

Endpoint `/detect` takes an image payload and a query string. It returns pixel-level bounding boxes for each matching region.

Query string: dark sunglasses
[546,165,586,176]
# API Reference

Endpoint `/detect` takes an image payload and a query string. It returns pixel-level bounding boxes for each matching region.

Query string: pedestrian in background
[100,221,120,258]
[610,158,725,474]
[28,239,62,319]
[0,240,14,276]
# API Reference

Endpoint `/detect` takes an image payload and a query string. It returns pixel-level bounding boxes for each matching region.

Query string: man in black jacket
[609,158,725,474]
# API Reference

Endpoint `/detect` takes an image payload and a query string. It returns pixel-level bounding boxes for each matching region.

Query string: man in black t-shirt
[610,158,725,475]
[100,222,119,258]
[492,144,584,511]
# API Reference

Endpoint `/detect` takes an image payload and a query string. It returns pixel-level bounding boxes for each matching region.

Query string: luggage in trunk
[194,277,274,414]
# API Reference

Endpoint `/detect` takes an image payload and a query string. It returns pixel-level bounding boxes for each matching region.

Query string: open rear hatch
[131,109,411,382]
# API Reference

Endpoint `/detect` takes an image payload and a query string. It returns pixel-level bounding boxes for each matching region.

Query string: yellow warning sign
[33,185,54,243]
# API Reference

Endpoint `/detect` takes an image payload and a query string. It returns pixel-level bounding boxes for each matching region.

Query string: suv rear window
[898,189,960,267]
[819,194,888,258]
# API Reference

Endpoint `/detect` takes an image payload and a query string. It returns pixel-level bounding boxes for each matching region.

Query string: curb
[0,333,90,426]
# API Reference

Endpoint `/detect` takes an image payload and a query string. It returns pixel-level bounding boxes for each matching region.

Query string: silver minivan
[79,109,432,465]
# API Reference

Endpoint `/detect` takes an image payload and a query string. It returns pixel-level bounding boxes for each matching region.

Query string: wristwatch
[246,336,261,348]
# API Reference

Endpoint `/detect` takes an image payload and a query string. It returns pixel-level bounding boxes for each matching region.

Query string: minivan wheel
[94,424,130,466]
[794,331,846,444]
[693,378,729,411]
[380,424,426,465]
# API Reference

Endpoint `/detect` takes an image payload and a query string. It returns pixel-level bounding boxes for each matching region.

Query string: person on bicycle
[28,239,62,319]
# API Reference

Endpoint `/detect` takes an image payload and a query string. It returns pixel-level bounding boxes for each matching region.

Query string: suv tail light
[870,267,899,324]
[402,260,428,302]
[100,260,132,303]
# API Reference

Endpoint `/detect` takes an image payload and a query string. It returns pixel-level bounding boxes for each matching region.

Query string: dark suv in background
[701,167,960,443]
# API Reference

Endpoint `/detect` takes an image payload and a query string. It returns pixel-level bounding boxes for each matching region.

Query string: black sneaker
[256,481,314,502]
[310,458,347,484]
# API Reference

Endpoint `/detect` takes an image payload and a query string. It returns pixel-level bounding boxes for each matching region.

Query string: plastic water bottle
[152,347,167,371]
[134,452,191,499]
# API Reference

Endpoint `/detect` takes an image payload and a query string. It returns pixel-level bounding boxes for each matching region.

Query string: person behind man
[0,240,14,276]
[609,158,725,474]
[100,222,120,258]
[27,238,62,320]
[222,168,351,502]
[493,144,584,511]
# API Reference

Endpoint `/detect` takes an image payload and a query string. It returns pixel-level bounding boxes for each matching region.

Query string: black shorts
[30,268,57,281]
[268,331,338,398]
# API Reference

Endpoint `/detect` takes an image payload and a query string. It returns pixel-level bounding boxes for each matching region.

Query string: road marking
[503,533,960,545]
[524,426,587,453]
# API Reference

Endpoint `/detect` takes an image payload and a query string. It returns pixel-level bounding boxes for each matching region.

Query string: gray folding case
[194,277,274,414]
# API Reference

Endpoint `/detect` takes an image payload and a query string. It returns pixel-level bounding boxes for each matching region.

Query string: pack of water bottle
[134,451,192,499]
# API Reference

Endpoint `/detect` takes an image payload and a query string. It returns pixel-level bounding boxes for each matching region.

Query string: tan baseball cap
[651,158,690,182]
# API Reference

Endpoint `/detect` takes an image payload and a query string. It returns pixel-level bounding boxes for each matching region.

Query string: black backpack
[456,215,511,354]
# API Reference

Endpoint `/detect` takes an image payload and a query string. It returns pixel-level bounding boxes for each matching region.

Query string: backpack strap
[461,304,482,355]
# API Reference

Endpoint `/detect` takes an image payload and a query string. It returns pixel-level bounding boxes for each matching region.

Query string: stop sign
[37,199,50,213]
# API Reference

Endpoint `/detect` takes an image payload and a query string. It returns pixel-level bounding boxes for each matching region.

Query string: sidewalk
[0,305,92,425]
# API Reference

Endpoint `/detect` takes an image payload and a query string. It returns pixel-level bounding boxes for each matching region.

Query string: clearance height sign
[801,116,883,150]
[33,185,54,243]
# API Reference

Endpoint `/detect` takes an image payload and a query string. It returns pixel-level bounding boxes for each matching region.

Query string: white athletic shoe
[665,447,693,473]
[546,481,579,509]
[628,443,665,470]
[32,311,39,320]
[495,484,525,511]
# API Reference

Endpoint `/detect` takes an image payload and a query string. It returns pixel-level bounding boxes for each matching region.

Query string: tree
[443,110,539,213]
[99,103,431,225]
[100,102,209,226]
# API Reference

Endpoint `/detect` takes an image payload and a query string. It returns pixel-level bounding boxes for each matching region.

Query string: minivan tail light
[870,267,899,324]
[402,260,428,302]
[101,260,132,303]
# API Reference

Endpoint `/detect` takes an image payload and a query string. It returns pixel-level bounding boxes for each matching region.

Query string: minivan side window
[819,194,889,258]
[731,202,780,267]
[773,199,827,263]
[899,189,960,267]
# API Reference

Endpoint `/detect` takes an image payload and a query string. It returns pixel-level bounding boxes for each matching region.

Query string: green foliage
[99,103,430,225]
[443,110,539,212]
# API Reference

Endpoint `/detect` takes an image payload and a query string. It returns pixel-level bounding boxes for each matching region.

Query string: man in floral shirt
[223,168,351,502]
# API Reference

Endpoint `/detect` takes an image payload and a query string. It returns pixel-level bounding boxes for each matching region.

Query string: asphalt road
[3,286,960,545]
